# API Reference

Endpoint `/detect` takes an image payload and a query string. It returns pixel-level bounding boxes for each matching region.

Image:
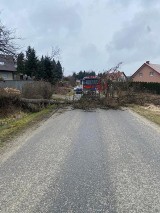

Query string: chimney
[146,61,150,64]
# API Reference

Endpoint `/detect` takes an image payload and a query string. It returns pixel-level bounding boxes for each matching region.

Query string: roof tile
[147,63,160,74]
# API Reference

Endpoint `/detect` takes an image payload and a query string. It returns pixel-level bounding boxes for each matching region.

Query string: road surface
[0,108,160,213]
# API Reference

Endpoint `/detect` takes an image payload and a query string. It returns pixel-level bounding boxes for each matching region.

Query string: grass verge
[129,104,160,126]
[0,105,57,147]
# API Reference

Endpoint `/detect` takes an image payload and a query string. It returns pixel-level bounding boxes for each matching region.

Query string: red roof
[147,63,160,74]
[106,71,126,80]
[132,62,160,78]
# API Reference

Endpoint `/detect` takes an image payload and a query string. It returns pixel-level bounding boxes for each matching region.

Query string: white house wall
[0,71,13,80]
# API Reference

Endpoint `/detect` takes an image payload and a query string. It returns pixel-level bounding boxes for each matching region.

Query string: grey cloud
[79,43,107,71]
[27,1,82,60]
[1,0,160,75]
[1,0,82,40]
[1,0,82,60]
[107,8,160,65]
[107,0,160,7]
[30,2,82,35]
[80,44,99,60]
[79,43,100,69]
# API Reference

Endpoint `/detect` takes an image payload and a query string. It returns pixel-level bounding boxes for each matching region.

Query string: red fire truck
[82,76,101,94]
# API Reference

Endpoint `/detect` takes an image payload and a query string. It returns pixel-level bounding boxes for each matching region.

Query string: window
[150,71,154,76]
[0,62,4,65]
[139,73,142,77]
[2,73,8,80]
[83,79,98,85]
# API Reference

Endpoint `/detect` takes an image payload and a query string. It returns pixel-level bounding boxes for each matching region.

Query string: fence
[0,80,33,91]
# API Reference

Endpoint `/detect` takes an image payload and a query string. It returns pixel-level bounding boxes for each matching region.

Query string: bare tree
[106,62,123,73]
[0,21,19,56]
[100,62,123,97]
[50,46,61,61]
[100,62,123,82]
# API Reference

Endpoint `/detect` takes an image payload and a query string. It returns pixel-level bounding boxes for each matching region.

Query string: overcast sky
[1,0,160,75]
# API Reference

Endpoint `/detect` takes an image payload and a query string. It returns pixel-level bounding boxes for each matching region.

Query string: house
[132,61,160,83]
[0,55,16,80]
[107,71,127,82]
[76,79,81,86]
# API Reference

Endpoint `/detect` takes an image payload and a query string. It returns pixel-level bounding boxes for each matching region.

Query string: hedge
[129,82,160,95]
[113,82,160,95]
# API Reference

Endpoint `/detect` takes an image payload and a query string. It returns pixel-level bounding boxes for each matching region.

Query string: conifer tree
[43,56,54,83]
[17,52,25,74]
[56,60,63,80]
[37,55,45,80]
[25,46,38,77]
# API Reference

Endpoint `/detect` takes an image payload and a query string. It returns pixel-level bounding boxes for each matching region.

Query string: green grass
[0,105,56,146]
[129,105,160,126]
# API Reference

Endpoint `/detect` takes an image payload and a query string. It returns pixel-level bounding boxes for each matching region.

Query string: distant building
[107,71,127,82]
[132,61,160,83]
[0,55,16,80]
[76,79,81,85]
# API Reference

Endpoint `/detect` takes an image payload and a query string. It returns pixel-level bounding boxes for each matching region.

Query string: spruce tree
[56,60,63,80]
[17,52,25,74]
[43,56,54,83]
[25,46,38,77]
[51,59,57,84]
[37,56,45,80]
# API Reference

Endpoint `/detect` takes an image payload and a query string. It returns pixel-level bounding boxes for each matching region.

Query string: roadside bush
[0,88,21,107]
[22,81,53,99]
[0,88,21,117]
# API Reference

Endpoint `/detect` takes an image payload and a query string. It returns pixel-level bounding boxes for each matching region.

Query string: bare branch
[50,46,61,61]
[0,20,20,57]
[106,62,123,74]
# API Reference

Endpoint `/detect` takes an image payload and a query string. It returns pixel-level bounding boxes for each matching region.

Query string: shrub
[0,88,21,116]
[22,81,53,99]
[0,88,21,107]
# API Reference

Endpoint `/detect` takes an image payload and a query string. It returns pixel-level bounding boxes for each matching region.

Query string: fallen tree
[20,98,72,112]
[21,98,70,104]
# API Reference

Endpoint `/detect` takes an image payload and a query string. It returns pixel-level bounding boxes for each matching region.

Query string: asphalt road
[0,108,160,213]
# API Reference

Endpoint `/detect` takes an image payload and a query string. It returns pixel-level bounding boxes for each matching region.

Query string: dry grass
[0,88,21,117]
[0,105,56,147]
[118,92,160,106]
[129,104,160,126]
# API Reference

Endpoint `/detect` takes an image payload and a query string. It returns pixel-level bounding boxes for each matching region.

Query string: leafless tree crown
[106,62,123,73]
[0,21,19,56]
[51,46,61,61]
